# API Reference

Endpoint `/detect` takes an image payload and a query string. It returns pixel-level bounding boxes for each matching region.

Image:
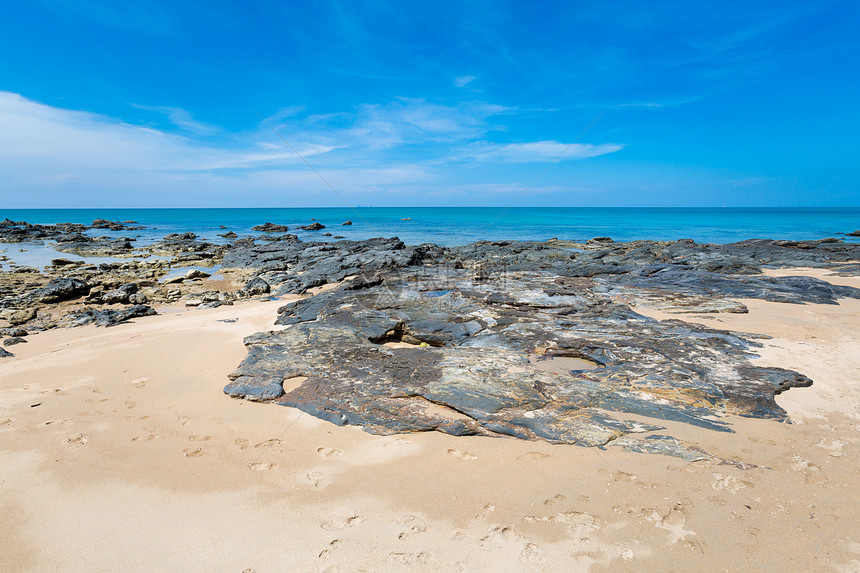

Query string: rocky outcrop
[252,223,289,232]
[60,305,157,327]
[225,260,838,446]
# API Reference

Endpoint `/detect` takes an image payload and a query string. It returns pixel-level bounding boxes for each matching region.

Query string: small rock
[185,269,211,280]
[243,277,271,295]
[2,337,27,346]
[299,222,325,231]
[185,299,203,307]
[342,220,352,226]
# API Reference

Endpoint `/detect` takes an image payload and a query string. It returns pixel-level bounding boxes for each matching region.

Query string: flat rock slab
[226,267,819,446]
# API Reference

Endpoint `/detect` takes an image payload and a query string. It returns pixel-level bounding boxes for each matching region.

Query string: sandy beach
[0,268,857,572]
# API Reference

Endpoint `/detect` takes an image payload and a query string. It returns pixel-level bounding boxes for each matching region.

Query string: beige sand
[1,269,859,572]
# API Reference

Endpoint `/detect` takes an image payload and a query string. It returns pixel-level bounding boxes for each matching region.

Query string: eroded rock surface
[225,254,851,446]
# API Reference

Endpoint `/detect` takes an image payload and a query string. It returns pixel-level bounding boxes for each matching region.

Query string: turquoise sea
[2,207,859,248]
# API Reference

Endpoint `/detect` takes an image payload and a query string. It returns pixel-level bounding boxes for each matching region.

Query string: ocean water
[2,207,859,248]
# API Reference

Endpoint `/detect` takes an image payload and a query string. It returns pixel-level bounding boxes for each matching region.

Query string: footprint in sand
[518,451,550,461]
[255,438,286,448]
[711,473,749,493]
[235,438,250,450]
[64,434,88,445]
[481,526,524,546]
[317,447,344,457]
[520,542,546,564]
[320,515,366,531]
[124,401,136,409]
[383,437,412,448]
[183,448,203,457]
[305,470,331,489]
[385,552,429,565]
[1,418,16,426]
[131,377,149,388]
[650,503,695,543]
[248,462,277,471]
[447,449,477,461]
[396,514,427,539]
[791,457,828,485]
[41,418,73,426]
[131,434,157,441]
[85,398,109,404]
[188,435,213,442]
[317,539,341,559]
[544,494,567,506]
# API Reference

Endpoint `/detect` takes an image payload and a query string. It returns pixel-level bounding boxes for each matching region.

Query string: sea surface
[1,207,858,269]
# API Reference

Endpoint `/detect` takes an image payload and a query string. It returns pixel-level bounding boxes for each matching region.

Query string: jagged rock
[848,230,860,237]
[36,278,89,303]
[299,222,325,231]
[252,223,289,232]
[218,231,238,239]
[100,283,139,304]
[0,347,13,358]
[2,337,26,346]
[62,305,157,327]
[342,221,352,225]
[243,277,271,295]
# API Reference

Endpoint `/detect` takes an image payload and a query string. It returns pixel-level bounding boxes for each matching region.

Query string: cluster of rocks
[4,217,860,458]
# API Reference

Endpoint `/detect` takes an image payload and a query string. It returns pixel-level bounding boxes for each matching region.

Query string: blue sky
[1,0,858,207]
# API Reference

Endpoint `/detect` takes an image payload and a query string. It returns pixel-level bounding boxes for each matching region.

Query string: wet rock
[252,223,289,232]
[299,222,325,231]
[218,231,238,239]
[2,337,26,346]
[848,230,860,237]
[342,220,352,225]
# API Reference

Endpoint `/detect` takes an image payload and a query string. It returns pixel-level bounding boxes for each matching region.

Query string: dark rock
[299,222,325,231]
[62,305,157,327]
[37,278,89,303]
[243,277,271,295]
[848,230,860,237]
[0,347,13,358]
[252,223,289,232]
[218,231,238,239]
[100,283,139,304]
[226,262,844,446]
[342,221,353,225]
[0,327,28,337]
[2,337,26,346]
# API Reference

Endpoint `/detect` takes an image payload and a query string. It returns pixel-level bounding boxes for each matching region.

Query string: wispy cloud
[132,104,221,135]
[454,75,476,87]
[456,141,624,163]
[0,91,625,206]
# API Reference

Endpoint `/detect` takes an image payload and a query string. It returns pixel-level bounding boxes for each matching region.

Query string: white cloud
[457,140,624,163]
[454,75,476,87]
[0,91,625,206]
[133,104,221,134]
